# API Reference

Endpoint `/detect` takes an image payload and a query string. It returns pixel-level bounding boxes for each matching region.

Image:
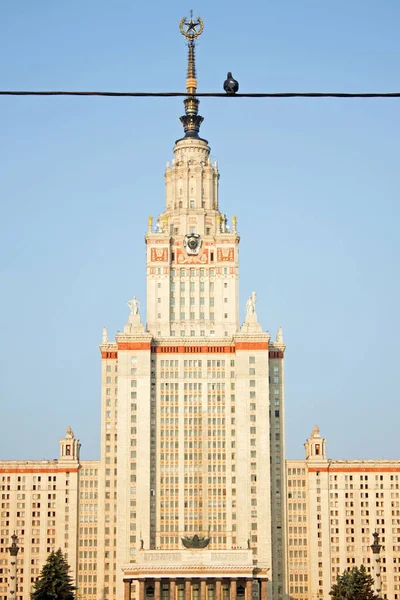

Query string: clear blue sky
[1,0,399,461]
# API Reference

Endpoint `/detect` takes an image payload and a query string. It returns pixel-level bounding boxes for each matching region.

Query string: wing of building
[286,427,400,600]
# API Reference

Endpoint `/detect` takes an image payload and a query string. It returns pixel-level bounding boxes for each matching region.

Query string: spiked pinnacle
[178,11,205,139]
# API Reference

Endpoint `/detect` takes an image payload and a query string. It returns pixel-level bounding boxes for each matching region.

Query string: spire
[178,12,205,139]
[102,326,108,344]
[276,325,284,344]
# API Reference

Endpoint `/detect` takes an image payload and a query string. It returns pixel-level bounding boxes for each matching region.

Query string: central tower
[146,14,239,339]
[99,15,287,600]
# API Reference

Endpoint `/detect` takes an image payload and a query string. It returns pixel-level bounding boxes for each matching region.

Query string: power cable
[0,90,400,98]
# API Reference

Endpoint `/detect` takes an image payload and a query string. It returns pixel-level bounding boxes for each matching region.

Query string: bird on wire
[223,72,239,95]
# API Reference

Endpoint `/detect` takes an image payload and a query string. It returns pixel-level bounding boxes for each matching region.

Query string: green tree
[329,565,380,600]
[31,548,76,600]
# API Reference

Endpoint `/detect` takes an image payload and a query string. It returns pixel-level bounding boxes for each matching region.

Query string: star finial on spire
[178,13,205,139]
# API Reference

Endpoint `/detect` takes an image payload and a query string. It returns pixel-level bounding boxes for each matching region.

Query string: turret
[59,426,80,461]
[304,425,327,460]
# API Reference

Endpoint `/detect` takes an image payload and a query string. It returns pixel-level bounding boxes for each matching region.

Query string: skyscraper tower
[98,15,286,600]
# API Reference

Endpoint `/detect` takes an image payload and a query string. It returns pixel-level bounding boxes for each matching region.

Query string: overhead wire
[0,90,400,98]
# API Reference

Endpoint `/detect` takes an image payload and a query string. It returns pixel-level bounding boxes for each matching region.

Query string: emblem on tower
[184,233,202,255]
[179,12,204,40]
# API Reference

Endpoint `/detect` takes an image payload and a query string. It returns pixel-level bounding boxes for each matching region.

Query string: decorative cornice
[0,466,79,474]
[151,344,235,354]
[121,565,268,577]
[234,333,271,344]
[99,342,118,354]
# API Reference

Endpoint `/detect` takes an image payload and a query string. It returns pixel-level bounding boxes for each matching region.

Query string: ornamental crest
[184,233,202,256]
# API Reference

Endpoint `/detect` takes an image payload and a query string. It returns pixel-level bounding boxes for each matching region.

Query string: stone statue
[128,297,140,316]
[311,425,320,438]
[140,538,144,550]
[181,534,211,549]
[246,292,256,316]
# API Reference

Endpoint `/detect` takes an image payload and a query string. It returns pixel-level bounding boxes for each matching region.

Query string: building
[286,426,400,600]
[0,428,82,598]
[3,15,398,600]
[97,14,286,600]
[0,15,286,600]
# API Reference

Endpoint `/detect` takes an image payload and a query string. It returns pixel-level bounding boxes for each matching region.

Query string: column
[230,579,237,600]
[124,580,132,600]
[200,580,206,600]
[139,580,146,600]
[246,580,252,600]
[170,579,176,600]
[8,534,19,599]
[185,579,192,600]
[260,580,267,600]
[215,579,222,600]
[155,580,161,600]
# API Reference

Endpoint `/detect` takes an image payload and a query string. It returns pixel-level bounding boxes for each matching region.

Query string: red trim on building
[269,351,284,358]
[236,342,269,351]
[102,351,118,359]
[308,467,400,473]
[118,342,151,351]
[0,467,79,474]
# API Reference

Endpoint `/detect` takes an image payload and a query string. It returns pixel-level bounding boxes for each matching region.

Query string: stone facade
[97,124,285,600]
[286,428,400,600]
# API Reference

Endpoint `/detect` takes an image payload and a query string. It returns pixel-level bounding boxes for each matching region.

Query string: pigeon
[223,72,239,95]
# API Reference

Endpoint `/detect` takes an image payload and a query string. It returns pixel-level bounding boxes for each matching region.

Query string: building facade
[287,427,400,600]
[0,428,84,598]
[97,14,286,600]
[0,16,285,600]
[3,15,398,600]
